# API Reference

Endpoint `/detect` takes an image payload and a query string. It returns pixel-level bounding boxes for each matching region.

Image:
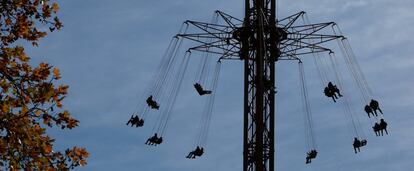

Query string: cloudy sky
[25,0,414,170]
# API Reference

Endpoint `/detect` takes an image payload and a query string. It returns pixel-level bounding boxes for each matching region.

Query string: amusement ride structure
[127,1,388,171]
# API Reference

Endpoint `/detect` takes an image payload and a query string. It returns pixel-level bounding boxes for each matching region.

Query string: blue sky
[25,0,414,170]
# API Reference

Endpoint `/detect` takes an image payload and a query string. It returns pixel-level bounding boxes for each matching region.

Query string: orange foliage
[0,0,89,169]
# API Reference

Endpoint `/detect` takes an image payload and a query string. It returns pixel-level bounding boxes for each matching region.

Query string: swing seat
[146,96,160,110]
[146,136,162,146]
[305,150,317,164]
[194,149,204,156]
[360,139,367,147]
[127,115,144,127]
[194,83,212,96]
[324,87,333,97]
[186,146,204,159]
[155,137,163,145]
[136,119,144,127]
[306,150,318,159]
[354,139,367,148]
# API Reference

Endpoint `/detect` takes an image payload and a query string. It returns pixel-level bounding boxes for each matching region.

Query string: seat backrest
[361,140,367,146]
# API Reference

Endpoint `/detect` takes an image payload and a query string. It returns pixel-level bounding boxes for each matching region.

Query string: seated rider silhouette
[137,119,144,127]
[186,146,204,159]
[145,133,162,146]
[146,95,160,110]
[194,83,212,96]
[328,82,342,97]
[126,115,136,126]
[364,105,375,118]
[155,137,163,145]
[305,150,318,164]
[353,137,361,154]
[379,119,388,136]
[186,151,195,159]
[373,122,380,136]
[127,115,144,127]
[194,146,204,157]
[324,87,337,102]
[369,99,383,115]
[145,133,157,145]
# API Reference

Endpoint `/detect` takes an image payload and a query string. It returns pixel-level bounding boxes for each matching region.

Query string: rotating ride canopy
[127,1,389,170]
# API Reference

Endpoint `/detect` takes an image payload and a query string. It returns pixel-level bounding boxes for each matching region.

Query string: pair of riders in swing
[364,99,383,118]
[146,95,159,110]
[305,149,318,164]
[126,115,144,127]
[324,82,343,102]
[373,119,388,136]
[186,146,204,159]
[145,133,163,146]
[353,138,368,154]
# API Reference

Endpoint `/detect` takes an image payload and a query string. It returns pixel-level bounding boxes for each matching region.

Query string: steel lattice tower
[242,0,277,171]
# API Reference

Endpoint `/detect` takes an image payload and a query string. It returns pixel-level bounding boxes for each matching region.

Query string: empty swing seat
[194,83,212,96]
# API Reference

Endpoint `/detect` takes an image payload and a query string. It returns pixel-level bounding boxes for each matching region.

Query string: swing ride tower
[242,0,277,171]
[129,0,388,170]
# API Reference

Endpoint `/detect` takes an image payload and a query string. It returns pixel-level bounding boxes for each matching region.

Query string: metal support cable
[201,61,221,146]
[131,23,187,120]
[301,14,328,85]
[298,61,317,150]
[332,25,371,103]
[329,52,367,139]
[160,51,192,136]
[196,13,219,86]
[328,52,361,138]
[150,51,192,135]
[194,61,222,147]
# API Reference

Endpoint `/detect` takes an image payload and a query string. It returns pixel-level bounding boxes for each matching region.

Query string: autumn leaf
[21,106,28,114]
[44,145,53,153]
[79,159,87,166]
[35,110,42,116]
[52,3,60,13]
[53,68,61,79]
[5,18,12,26]
[2,104,9,113]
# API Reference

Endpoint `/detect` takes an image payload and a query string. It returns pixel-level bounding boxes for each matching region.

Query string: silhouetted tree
[0,0,89,170]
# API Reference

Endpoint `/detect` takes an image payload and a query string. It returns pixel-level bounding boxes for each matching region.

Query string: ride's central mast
[243,0,278,171]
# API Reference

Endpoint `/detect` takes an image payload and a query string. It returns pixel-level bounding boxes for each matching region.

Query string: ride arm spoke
[277,11,306,26]
[177,32,231,39]
[281,43,332,57]
[216,10,243,28]
[186,20,234,33]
